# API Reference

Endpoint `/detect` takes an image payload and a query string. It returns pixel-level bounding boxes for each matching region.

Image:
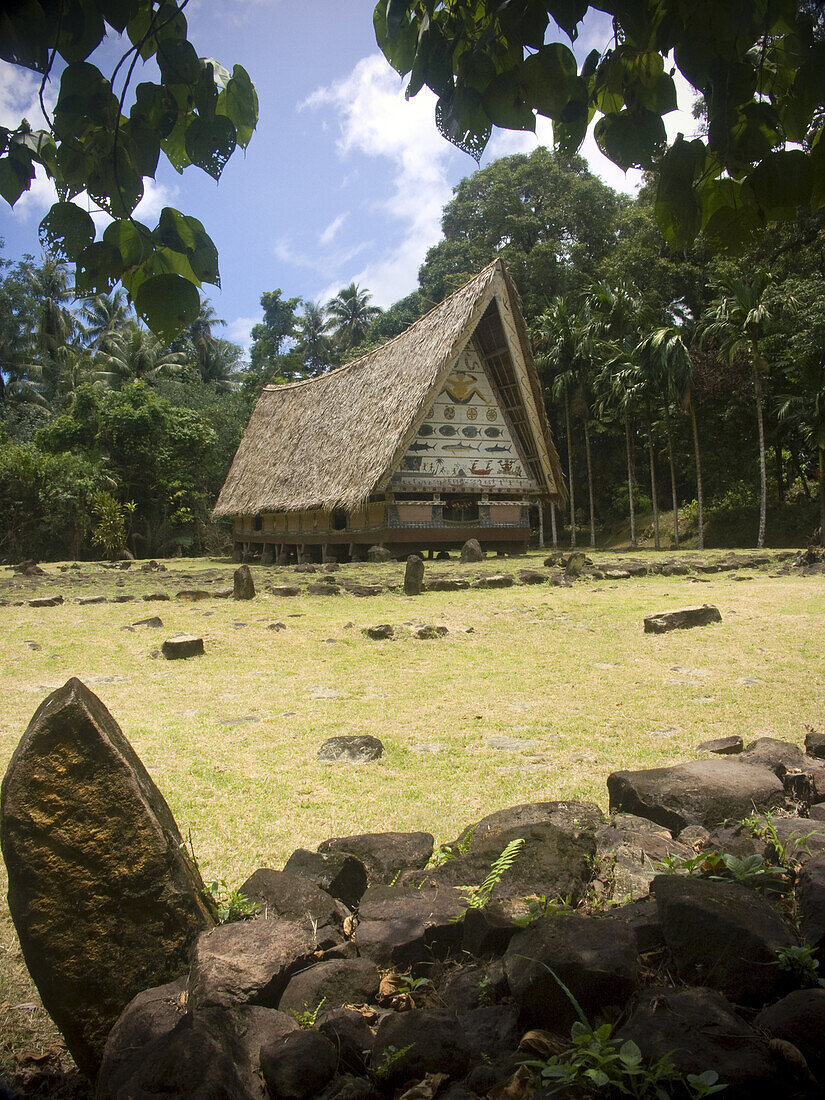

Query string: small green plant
[657,850,784,887]
[513,893,572,927]
[476,974,494,1005]
[656,851,720,876]
[518,963,727,1098]
[740,811,812,868]
[454,837,525,915]
[370,1044,414,1079]
[773,944,825,988]
[429,824,477,866]
[290,997,326,1028]
[205,879,258,923]
[394,974,430,995]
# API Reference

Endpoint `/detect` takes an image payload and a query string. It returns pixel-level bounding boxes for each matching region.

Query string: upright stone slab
[404,554,425,595]
[0,678,214,1079]
[233,563,256,600]
[460,538,484,563]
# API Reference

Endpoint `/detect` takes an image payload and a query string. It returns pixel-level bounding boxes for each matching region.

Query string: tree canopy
[0,0,258,338]
[374,1,825,252]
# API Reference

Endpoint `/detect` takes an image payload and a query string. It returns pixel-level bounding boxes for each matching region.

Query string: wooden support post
[538,503,545,548]
[550,502,558,548]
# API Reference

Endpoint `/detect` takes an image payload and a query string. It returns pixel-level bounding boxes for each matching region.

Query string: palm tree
[296,299,335,375]
[27,257,75,405]
[533,297,598,547]
[700,270,779,548]
[79,289,131,353]
[325,282,381,352]
[188,299,229,384]
[99,323,188,387]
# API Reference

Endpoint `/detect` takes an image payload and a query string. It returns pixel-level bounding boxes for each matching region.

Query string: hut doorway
[442,495,479,524]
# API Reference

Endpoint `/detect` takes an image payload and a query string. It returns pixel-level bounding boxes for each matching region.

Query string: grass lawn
[1,548,823,1078]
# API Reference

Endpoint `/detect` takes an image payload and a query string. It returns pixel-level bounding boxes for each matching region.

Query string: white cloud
[226,314,260,351]
[302,54,461,306]
[319,212,348,246]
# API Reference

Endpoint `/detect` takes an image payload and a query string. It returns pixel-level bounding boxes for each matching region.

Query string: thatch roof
[214,259,565,517]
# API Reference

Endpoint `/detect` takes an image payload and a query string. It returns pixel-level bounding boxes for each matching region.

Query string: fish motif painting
[484,427,502,438]
[438,425,458,436]
[462,426,479,437]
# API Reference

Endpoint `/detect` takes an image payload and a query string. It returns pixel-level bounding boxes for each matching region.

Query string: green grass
[1,548,823,1076]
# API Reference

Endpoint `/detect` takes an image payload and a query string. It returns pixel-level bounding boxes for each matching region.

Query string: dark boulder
[283,848,368,908]
[260,1028,338,1100]
[652,874,796,1004]
[756,988,825,1080]
[237,868,349,948]
[740,736,804,776]
[0,678,214,1079]
[162,634,204,659]
[371,1009,471,1087]
[617,986,782,1100]
[279,957,380,1015]
[317,831,434,885]
[404,554,425,595]
[362,624,394,640]
[354,884,466,968]
[607,758,785,832]
[187,917,319,1010]
[233,564,256,600]
[697,735,743,755]
[367,546,393,563]
[504,914,637,1029]
[796,853,825,955]
[460,539,484,563]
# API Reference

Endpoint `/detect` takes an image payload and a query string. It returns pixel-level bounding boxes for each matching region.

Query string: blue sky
[0,2,696,351]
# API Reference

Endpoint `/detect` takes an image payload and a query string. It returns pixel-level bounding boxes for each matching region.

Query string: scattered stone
[516,569,546,584]
[282,848,368,909]
[109,594,135,603]
[0,678,214,1077]
[271,585,301,597]
[294,563,320,573]
[24,640,41,650]
[28,595,63,607]
[484,734,532,752]
[161,635,204,660]
[697,735,743,755]
[436,550,450,560]
[604,568,631,579]
[460,539,484,563]
[644,604,722,633]
[805,729,825,759]
[143,592,170,601]
[132,616,163,628]
[796,854,825,956]
[268,622,286,631]
[607,758,785,832]
[472,573,513,589]
[367,546,393,563]
[340,580,384,596]
[78,595,106,605]
[213,586,233,598]
[425,578,470,591]
[139,560,166,572]
[412,624,448,639]
[404,554,425,595]
[238,869,349,948]
[308,583,340,596]
[740,737,804,776]
[756,989,825,1081]
[233,564,256,600]
[564,551,588,576]
[324,562,340,572]
[354,884,466,968]
[317,735,384,764]
[176,589,210,601]
[371,1009,471,1087]
[363,624,394,640]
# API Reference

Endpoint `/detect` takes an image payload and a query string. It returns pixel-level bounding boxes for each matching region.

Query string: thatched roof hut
[216,259,565,561]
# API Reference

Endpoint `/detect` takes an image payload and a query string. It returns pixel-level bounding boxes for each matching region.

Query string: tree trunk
[625,413,636,549]
[752,352,767,549]
[647,403,660,550]
[583,417,596,548]
[564,387,576,547]
[550,501,558,547]
[664,403,679,549]
[689,400,705,551]
[774,440,785,504]
[538,503,544,548]
[820,447,825,547]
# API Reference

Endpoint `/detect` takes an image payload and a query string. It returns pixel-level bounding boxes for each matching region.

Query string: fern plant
[454,837,525,915]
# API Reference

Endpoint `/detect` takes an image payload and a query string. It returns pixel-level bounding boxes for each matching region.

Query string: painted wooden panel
[396,504,433,523]
[274,513,287,532]
[392,346,539,494]
[489,504,522,523]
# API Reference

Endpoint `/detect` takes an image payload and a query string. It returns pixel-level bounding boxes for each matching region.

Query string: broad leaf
[152,207,220,286]
[435,87,491,162]
[217,66,258,149]
[521,43,579,120]
[749,150,812,218]
[594,109,666,170]
[103,217,154,271]
[655,136,705,249]
[184,114,236,180]
[156,37,200,86]
[56,0,106,63]
[74,239,124,294]
[38,201,95,260]
[0,1,50,71]
[0,148,35,206]
[547,1,588,41]
[134,272,200,339]
[373,0,417,76]
[482,72,536,132]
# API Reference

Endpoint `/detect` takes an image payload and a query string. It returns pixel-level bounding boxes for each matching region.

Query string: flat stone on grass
[161,635,204,660]
[644,604,722,633]
[317,735,384,764]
